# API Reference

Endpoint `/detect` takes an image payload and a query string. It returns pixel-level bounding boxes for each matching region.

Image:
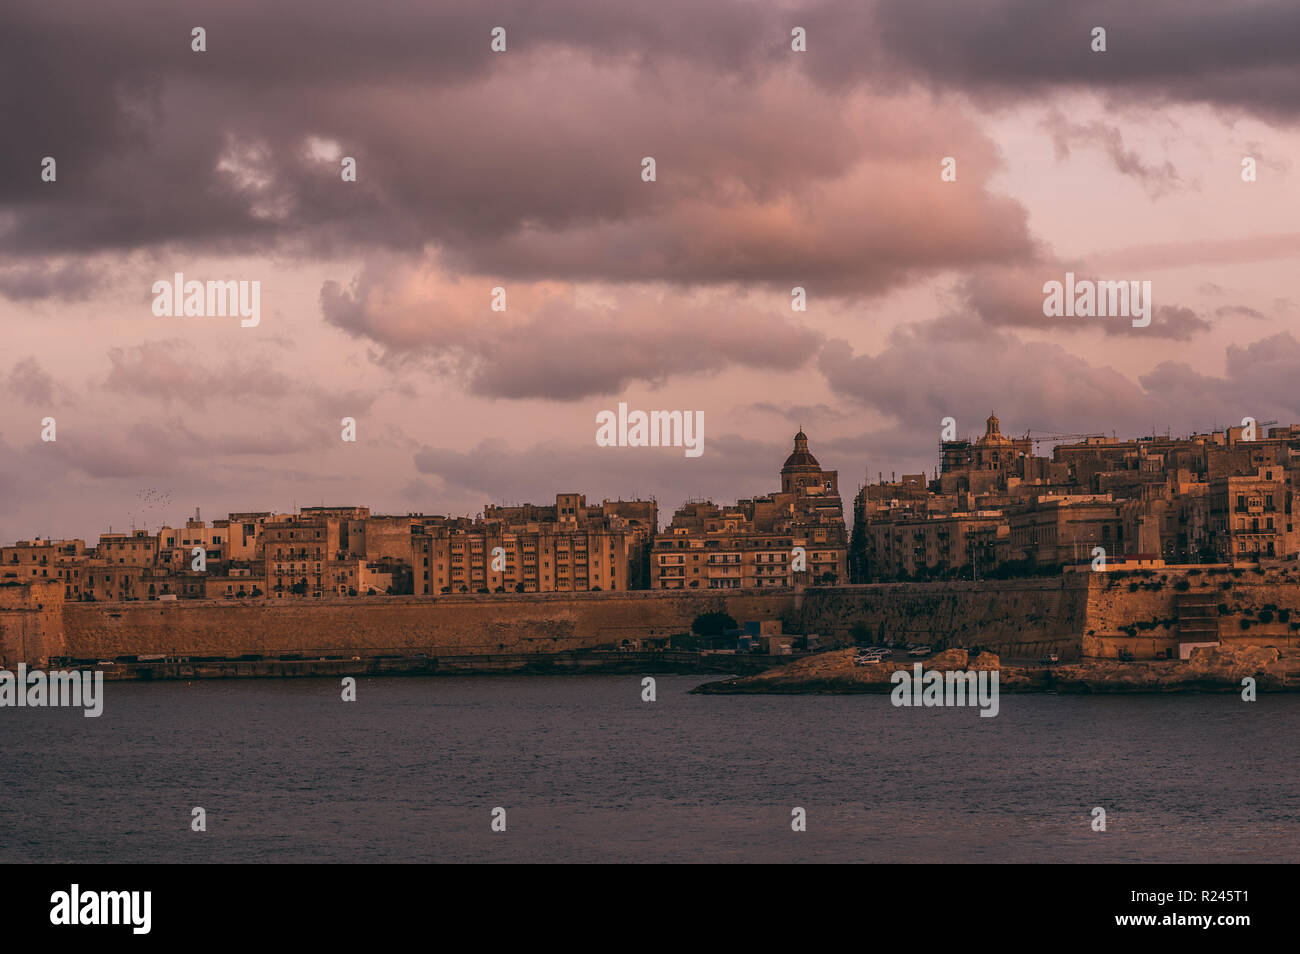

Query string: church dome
[783,430,820,469]
[979,411,1013,446]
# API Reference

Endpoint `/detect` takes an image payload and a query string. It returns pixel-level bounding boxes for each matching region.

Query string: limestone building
[410,494,656,595]
[651,431,848,589]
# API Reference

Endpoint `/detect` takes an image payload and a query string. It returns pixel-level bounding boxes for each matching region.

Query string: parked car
[1039,652,1059,664]
[907,645,932,657]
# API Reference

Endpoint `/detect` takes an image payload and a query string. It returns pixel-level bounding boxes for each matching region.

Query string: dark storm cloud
[872,0,1300,120]
[7,47,1035,296]
[17,0,1297,283]
[3,0,1294,326]
[1,0,826,259]
[0,262,103,302]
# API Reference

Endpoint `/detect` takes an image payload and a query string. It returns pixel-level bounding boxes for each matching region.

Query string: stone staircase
[1174,592,1220,654]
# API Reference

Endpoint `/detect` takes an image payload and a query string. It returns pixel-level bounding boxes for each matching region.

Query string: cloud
[6,357,55,405]
[1214,304,1268,320]
[4,0,1297,281]
[1240,141,1292,174]
[101,339,380,419]
[103,340,294,407]
[1,1,1036,298]
[321,256,825,399]
[3,0,1299,540]
[1042,111,1186,198]
[54,417,332,481]
[1138,333,1300,423]
[819,316,1143,432]
[745,401,854,425]
[1088,233,1300,271]
[872,0,1300,122]
[820,317,1300,437]
[1102,305,1211,340]
[957,265,1209,339]
[413,433,798,514]
[0,261,103,302]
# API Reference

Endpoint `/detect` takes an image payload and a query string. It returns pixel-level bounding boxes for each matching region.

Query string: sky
[2,0,1300,541]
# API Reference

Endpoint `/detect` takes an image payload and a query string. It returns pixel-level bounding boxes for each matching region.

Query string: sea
[2,675,1296,863]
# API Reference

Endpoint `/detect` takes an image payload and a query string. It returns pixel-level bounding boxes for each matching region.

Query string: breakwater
[694,646,1300,695]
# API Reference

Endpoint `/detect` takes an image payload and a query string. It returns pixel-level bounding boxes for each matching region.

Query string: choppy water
[1,675,1296,862]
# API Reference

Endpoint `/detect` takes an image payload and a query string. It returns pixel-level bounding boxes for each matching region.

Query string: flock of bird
[124,487,175,530]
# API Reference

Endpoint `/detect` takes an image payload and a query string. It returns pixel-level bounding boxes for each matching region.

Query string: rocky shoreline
[691,645,1300,694]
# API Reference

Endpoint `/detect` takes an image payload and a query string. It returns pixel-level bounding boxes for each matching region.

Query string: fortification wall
[0,581,65,668]
[18,569,1300,667]
[796,577,1090,659]
[1083,565,1300,658]
[59,589,796,660]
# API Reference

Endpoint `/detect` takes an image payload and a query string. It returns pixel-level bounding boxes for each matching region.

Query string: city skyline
[0,414,1293,544]
[4,0,1300,558]
[8,416,1300,600]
